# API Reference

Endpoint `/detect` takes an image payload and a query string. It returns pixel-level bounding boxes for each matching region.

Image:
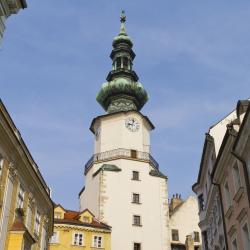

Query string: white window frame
[92,235,103,248]
[50,231,59,244]
[72,232,84,246]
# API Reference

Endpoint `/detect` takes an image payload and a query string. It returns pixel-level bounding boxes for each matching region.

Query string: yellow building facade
[0,99,54,250]
[49,205,111,250]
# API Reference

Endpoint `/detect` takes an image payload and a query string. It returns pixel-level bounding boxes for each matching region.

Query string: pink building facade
[193,100,250,250]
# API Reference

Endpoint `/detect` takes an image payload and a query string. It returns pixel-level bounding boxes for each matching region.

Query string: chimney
[169,193,183,214]
[185,235,194,250]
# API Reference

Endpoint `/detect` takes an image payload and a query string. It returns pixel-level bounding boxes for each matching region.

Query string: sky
[1,1,250,209]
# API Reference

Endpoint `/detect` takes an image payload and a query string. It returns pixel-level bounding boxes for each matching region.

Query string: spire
[96,11,148,114]
[119,10,127,35]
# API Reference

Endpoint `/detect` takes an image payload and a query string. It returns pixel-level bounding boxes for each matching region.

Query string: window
[50,231,59,244]
[242,223,250,250]
[133,215,141,226]
[54,212,61,219]
[0,157,3,176]
[34,211,41,235]
[233,162,241,192]
[172,229,179,241]
[202,231,208,250]
[194,231,200,242]
[16,185,25,209]
[123,57,128,69]
[82,216,90,223]
[134,243,141,250]
[132,171,139,180]
[198,194,205,211]
[131,150,137,158]
[232,238,238,250]
[132,193,140,204]
[224,182,231,209]
[116,57,121,69]
[25,203,32,230]
[92,236,103,248]
[73,233,83,246]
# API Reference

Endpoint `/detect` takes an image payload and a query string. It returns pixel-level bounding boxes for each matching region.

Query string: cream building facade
[169,195,202,250]
[0,99,54,250]
[0,0,27,43]
[79,12,170,250]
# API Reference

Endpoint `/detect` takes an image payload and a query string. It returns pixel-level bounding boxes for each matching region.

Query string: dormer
[79,209,94,224]
[54,205,66,219]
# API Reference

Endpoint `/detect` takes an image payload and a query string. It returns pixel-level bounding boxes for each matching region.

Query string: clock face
[125,117,140,132]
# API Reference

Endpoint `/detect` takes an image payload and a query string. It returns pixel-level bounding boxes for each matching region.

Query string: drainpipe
[211,180,229,250]
[231,151,250,206]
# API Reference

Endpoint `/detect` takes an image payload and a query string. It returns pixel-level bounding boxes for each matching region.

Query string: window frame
[171,229,179,241]
[132,193,140,204]
[50,231,59,244]
[72,232,84,246]
[194,231,200,242]
[16,184,25,209]
[133,215,141,226]
[34,210,41,235]
[132,171,139,181]
[92,235,103,248]
[134,242,141,250]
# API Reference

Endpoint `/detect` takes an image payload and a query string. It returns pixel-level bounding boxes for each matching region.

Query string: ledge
[233,186,244,203]
[225,205,234,219]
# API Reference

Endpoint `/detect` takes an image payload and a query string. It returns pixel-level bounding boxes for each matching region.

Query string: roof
[192,133,214,191]
[54,205,111,231]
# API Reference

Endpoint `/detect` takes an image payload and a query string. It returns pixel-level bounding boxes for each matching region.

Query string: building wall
[0,100,53,250]
[81,158,170,250]
[93,111,151,154]
[169,196,201,248]
[49,225,111,250]
[81,111,170,250]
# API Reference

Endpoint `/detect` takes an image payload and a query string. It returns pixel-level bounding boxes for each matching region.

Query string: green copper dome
[96,11,148,114]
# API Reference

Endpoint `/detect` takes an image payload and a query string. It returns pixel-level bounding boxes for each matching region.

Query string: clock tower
[79,11,170,250]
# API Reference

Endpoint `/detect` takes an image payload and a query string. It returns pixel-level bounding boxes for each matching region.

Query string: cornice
[54,223,111,233]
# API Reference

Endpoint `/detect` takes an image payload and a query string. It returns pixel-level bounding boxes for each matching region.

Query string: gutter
[231,151,250,207]
[211,180,229,250]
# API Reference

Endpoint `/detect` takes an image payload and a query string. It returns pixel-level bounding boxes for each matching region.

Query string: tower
[79,11,170,250]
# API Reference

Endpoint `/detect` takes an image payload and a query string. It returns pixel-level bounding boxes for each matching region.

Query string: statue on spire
[119,10,127,35]
[120,10,126,23]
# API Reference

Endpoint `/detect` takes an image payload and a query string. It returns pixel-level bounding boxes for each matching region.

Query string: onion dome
[96,11,148,113]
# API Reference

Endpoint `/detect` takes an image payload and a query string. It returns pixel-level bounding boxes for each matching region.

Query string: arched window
[123,57,128,69]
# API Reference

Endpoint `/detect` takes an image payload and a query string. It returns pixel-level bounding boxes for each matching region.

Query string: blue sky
[1,1,250,209]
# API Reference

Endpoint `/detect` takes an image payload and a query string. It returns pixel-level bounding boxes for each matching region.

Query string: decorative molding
[8,162,18,180]
[233,186,244,203]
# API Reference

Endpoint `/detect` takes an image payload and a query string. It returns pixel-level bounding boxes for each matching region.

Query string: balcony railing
[85,148,159,174]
